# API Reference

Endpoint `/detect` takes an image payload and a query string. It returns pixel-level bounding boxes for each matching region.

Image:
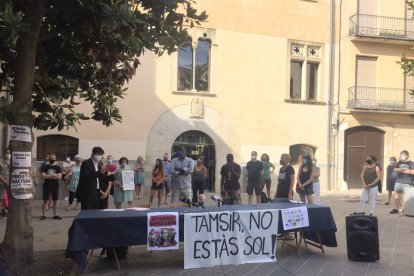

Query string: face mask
[93,154,102,162]
[366,160,373,165]
[121,163,127,168]
[251,155,257,161]
[401,155,407,161]
[279,160,286,166]
[107,159,113,164]
[5,153,11,159]
[66,157,70,162]
[49,159,56,164]
[75,159,81,164]
[390,161,396,166]
[303,159,308,165]
[312,161,316,166]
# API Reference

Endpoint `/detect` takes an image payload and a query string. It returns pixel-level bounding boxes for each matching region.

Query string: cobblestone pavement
[0,188,413,275]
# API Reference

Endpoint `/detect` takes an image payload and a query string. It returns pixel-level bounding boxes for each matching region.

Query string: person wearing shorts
[390,150,414,214]
[149,159,165,208]
[40,154,62,220]
[246,151,263,205]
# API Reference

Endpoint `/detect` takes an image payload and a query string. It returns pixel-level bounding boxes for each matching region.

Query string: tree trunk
[0,0,47,273]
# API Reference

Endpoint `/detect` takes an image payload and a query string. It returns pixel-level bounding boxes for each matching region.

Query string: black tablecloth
[65,202,337,269]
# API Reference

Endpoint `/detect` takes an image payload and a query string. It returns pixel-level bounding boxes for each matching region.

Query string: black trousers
[192,180,205,203]
[81,189,100,210]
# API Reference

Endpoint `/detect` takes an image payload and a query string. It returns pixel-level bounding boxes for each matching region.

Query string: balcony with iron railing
[348,86,414,112]
[349,14,414,43]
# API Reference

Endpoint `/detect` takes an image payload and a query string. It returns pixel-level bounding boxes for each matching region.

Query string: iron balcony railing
[349,14,414,41]
[348,86,414,111]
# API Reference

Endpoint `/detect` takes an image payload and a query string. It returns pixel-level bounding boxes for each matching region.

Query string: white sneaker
[64,197,69,201]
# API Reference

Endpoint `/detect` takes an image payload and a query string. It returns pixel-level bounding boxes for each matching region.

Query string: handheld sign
[121,171,135,190]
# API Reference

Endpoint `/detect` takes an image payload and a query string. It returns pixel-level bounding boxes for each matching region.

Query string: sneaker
[53,215,62,220]
[389,209,398,214]
[64,197,69,201]
[66,206,73,211]
[40,216,46,220]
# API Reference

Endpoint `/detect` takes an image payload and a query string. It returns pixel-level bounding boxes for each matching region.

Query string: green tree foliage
[0,0,207,130]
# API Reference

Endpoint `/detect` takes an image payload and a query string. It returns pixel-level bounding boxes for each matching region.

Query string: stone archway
[145,105,240,192]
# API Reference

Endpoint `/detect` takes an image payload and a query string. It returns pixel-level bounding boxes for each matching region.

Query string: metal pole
[327,0,335,190]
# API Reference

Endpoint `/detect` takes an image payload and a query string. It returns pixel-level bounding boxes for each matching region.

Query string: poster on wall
[184,209,279,269]
[12,152,31,168]
[10,169,33,199]
[121,171,135,190]
[281,206,309,231]
[9,125,32,143]
[147,212,179,251]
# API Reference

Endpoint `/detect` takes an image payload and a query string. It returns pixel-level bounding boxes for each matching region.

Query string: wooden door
[345,126,384,189]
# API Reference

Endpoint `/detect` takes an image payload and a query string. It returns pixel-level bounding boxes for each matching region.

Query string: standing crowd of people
[358,149,414,216]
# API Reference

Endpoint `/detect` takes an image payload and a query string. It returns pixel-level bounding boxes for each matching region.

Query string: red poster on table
[147,212,179,251]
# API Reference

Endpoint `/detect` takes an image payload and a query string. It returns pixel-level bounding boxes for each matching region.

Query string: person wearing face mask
[170,148,194,204]
[149,159,166,208]
[65,155,81,211]
[191,158,207,204]
[390,150,414,214]
[220,153,242,205]
[385,157,397,206]
[275,153,295,200]
[62,155,75,201]
[358,155,382,215]
[246,151,264,205]
[40,154,62,220]
[162,153,172,205]
[312,158,321,205]
[76,147,115,210]
[260,153,275,200]
[0,149,11,220]
[296,155,316,204]
[134,156,145,199]
[113,157,134,209]
[106,155,117,173]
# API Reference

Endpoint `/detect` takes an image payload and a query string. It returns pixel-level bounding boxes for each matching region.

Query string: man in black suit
[76,147,115,210]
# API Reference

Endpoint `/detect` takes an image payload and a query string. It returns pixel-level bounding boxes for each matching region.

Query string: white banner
[147,212,179,251]
[10,169,33,199]
[281,206,309,231]
[184,209,279,269]
[9,125,32,143]
[12,152,31,168]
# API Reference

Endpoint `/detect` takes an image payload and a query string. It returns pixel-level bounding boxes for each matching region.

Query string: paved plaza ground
[0,188,413,275]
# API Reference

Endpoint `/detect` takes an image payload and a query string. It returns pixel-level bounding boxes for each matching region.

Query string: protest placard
[184,209,278,269]
[147,212,179,251]
[121,170,135,190]
[281,206,309,231]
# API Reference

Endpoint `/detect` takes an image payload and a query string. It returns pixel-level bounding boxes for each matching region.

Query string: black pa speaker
[346,214,379,262]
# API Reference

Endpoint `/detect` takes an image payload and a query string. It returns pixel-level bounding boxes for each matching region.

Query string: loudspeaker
[346,214,379,262]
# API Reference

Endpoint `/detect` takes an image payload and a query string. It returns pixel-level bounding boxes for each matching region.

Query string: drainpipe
[327,0,335,190]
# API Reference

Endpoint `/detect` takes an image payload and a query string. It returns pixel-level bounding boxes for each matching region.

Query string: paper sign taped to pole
[9,125,31,143]
[11,169,33,199]
[12,152,31,168]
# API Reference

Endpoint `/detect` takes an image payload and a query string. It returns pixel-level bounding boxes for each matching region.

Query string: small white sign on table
[121,171,135,190]
[281,206,309,231]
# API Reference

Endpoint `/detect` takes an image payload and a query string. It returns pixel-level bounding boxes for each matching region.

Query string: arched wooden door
[171,130,216,191]
[344,126,384,189]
